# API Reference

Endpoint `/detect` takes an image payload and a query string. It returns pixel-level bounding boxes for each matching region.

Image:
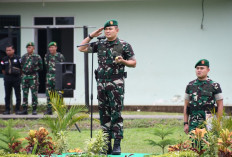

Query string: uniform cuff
[215,93,223,101]
[185,93,190,101]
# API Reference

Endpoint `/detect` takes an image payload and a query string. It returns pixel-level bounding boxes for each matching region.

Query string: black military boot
[32,106,37,115]
[3,110,10,115]
[112,139,121,155]
[20,106,28,115]
[107,136,112,155]
[44,107,52,115]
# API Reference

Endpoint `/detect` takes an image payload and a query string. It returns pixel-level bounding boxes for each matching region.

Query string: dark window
[34,17,53,25]
[55,17,74,25]
[0,15,21,77]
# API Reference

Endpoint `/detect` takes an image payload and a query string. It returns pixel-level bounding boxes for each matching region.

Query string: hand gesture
[90,27,104,38]
[115,56,124,64]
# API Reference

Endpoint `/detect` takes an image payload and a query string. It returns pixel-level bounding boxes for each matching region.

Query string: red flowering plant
[23,127,55,155]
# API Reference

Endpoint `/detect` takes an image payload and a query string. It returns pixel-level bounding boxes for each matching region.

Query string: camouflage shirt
[21,53,43,75]
[44,52,65,74]
[88,38,135,78]
[185,78,223,112]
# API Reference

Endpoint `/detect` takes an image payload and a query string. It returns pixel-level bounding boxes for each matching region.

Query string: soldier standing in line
[184,59,223,133]
[1,45,21,115]
[20,42,43,115]
[44,42,65,115]
[78,20,136,155]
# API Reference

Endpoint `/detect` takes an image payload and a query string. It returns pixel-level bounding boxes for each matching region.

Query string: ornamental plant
[23,127,55,155]
[43,91,89,136]
[146,125,176,154]
[84,130,108,156]
[218,129,232,157]
[0,119,23,153]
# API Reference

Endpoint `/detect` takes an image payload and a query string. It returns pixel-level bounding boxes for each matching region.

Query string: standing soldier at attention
[78,20,136,155]
[1,45,21,115]
[44,42,65,115]
[184,59,223,134]
[20,42,43,115]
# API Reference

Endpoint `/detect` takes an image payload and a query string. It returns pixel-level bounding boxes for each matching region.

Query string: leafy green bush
[0,119,22,153]
[146,125,176,154]
[84,130,108,156]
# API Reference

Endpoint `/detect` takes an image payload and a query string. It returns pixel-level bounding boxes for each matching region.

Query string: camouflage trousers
[46,73,55,108]
[189,110,206,132]
[22,75,39,107]
[97,78,124,139]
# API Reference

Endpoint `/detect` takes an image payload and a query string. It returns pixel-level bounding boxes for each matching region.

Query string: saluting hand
[90,27,104,37]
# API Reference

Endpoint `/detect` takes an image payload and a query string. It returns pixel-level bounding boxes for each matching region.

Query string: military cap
[195,59,209,68]
[104,20,118,29]
[48,42,57,47]
[26,42,34,48]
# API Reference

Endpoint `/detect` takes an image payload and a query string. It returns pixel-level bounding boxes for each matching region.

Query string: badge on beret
[54,42,56,46]
[110,21,113,25]
[201,60,205,64]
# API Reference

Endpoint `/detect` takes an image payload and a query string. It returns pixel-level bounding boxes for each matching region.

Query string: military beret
[26,42,34,48]
[195,59,209,68]
[104,20,118,29]
[48,42,57,47]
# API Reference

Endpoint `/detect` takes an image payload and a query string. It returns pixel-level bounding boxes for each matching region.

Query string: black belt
[98,73,125,79]
[23,72,36,75]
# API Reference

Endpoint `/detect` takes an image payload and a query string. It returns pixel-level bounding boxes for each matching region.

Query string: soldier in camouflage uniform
[78,20,136,155]
[184,59,223,134]
[44,42,65,115]
[20,42,43,115]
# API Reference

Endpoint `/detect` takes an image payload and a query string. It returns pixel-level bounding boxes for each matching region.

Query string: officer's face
[49,46,57,55]
[6,47,15,57]
[196,66,210,79]
[104,26,119,41]
[27,46,34,54]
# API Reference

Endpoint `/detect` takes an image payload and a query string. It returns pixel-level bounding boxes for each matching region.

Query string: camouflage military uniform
[185,78,223,131]
[89,38,135,139]
[21,53,43,107]
[44,52,65,107]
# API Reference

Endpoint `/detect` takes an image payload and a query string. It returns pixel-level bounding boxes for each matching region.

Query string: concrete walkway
[0,114,183,120]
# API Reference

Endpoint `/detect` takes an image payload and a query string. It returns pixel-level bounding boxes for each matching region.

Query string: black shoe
[19,106,28,115]
[3,110,10,115]
[32,106,37,115]
[44,108,52,115]
[112,139,121,155]
[15,110,21,115]
[107,140,112,154]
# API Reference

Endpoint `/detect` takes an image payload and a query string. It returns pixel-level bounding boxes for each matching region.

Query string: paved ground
[0,114,183,120]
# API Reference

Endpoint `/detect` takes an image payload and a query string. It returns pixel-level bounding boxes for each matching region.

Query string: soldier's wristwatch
[88,34,93,39]
[184,122,188,126]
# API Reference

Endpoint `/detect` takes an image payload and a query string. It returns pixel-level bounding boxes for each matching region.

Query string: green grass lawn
[2,118,187,154]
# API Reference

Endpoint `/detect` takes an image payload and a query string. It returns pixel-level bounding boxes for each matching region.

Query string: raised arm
[78,27,104,53]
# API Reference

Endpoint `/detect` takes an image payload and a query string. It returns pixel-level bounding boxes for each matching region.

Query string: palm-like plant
[0,119,22,153]
[146,125,176,154]
[43,91,89,136]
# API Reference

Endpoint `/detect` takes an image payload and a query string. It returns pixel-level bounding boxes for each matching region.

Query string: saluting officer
[44,42,65,115]
[184,59,223,133]
[1,45,21,115]
[20,42,43,115]
[78,20,136,155]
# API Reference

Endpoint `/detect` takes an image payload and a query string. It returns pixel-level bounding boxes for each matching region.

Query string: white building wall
[0,0,232,106]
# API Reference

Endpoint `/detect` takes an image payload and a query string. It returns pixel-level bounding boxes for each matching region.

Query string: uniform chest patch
[14,59,17,63]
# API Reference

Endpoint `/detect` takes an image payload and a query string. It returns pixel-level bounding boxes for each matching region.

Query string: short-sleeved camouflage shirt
[185,78,223,112]
[88,37,135,77]
[44,52,65,74]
